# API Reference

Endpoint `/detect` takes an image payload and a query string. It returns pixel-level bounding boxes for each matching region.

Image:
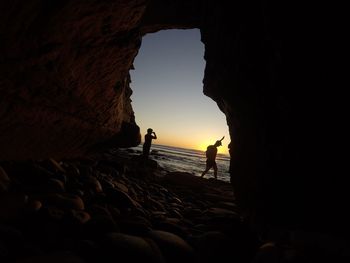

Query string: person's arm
[152,132,157,139]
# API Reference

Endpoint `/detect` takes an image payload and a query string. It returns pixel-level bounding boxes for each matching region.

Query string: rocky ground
[2,149,346,262]
[0,148,260,263]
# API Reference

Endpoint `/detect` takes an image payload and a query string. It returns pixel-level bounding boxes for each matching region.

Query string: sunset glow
[130,29,230,157]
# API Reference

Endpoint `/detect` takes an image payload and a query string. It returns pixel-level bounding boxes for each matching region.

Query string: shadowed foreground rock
[2,149,349,262]
[0,150,259,263]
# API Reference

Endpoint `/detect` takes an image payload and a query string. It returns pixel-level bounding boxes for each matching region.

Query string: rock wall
[199,1,347,240]
[0,0,145,160]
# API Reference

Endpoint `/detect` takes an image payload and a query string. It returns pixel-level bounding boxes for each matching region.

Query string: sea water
[127,144,231,182]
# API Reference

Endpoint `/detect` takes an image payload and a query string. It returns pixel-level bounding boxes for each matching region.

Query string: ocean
[127,144,231,182]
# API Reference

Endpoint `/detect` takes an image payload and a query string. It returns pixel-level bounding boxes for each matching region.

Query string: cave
[0,0,348,262]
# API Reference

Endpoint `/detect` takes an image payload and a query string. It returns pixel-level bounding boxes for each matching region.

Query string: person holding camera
[142,128,157,158]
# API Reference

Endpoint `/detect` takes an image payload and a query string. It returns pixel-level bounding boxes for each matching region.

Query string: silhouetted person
[143,128,157,158]
[201,136,224,179]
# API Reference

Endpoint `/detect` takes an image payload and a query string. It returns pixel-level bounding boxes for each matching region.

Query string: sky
[129,29,230,155]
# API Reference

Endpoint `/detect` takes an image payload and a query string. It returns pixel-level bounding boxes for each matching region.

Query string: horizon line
[133,143,230,156]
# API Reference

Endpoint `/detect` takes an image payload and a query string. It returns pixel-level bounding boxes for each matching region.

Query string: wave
[128,144,231,182]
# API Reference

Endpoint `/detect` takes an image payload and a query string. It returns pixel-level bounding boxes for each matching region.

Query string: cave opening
[129,29,231,181]
[1,1,348,261]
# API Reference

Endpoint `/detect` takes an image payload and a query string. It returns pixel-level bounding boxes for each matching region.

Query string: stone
[101,232,165,263]
[40,194,85,210]
[147,230,195,263]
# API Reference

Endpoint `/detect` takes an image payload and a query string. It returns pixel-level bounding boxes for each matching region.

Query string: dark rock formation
[0,0,145,160]
[0,0,347,254]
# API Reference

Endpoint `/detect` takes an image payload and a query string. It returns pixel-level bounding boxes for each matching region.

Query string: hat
[147,128,153,133]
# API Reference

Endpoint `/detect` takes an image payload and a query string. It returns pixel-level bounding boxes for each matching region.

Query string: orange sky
[137,122,230,155]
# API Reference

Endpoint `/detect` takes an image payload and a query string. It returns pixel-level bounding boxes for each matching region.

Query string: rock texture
[0,152,260,263]
[0,0,144,159]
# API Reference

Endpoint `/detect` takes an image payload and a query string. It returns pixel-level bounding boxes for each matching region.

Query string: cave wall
[0,0,145,160]
[0,0,346,238]
[199,1,346,239]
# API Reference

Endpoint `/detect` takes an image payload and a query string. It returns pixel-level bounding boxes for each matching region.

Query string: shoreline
[120,145,231,183]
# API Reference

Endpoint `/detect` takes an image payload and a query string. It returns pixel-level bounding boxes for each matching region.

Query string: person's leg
[213,162,218,179]
[201,162,211,177]
[201,167,210,177]
[143,145,150,158]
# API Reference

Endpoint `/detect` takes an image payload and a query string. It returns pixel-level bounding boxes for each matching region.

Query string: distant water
[126,144,231,183]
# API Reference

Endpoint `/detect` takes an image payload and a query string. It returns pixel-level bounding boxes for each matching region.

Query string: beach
[4,145,337,262]
[0,147,261,263]
[126,144,231,182]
